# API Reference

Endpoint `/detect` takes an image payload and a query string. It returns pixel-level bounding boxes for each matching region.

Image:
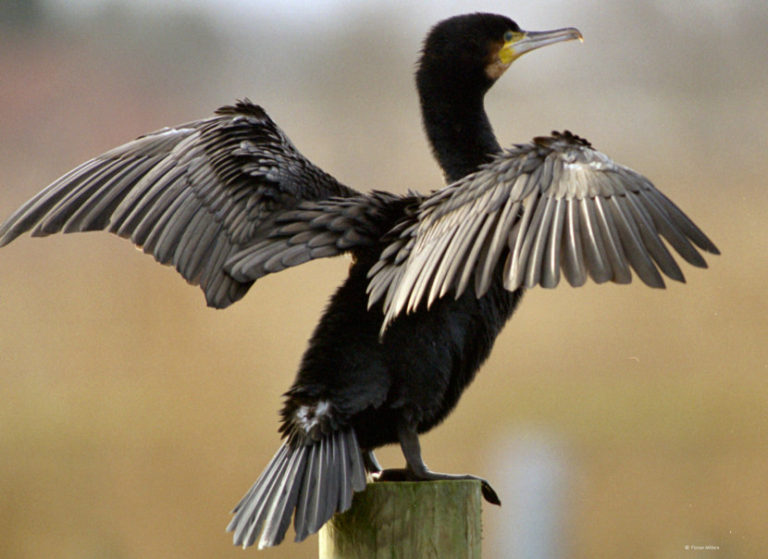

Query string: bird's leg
[374,422,501,505]
[363,450,382,474]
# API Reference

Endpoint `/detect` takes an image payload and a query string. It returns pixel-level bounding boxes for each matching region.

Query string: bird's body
[0,13,718,550]
[283,243,521,449]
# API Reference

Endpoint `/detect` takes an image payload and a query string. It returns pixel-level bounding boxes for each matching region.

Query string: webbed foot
[373,467,500,505]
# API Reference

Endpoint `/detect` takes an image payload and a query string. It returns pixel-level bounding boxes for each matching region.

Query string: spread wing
[369,131,719,326]
[224,191,405,283]
[0,100,363,308]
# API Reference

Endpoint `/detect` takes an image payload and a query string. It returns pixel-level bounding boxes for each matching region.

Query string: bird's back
[281,238,523,451]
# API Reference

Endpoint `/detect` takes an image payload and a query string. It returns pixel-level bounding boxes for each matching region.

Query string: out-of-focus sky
[42,0,758,41]
[1,1,766,559]
[43,0,580,27]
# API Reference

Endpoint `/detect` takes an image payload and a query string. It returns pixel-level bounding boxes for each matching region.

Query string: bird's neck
[419,89,500,184]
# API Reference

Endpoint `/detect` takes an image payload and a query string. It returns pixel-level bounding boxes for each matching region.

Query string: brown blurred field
[1,3,766,558]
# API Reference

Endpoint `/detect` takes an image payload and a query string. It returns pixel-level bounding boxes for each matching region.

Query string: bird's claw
[372,468,501,505]
[479,479,501,506]
[371,468,409,482]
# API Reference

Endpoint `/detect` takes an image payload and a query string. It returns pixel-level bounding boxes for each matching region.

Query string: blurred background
[0,1,765,557]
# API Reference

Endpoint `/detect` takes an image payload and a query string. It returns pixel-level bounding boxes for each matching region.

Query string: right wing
[369,131,719,328]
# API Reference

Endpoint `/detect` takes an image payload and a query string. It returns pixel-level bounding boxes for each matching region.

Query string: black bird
[0,13,718,550]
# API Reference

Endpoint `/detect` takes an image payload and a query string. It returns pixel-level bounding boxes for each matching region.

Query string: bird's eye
[504,31,514,42]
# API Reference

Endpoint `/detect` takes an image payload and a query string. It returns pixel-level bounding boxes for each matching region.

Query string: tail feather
[258,447,307,547]
[228,444,290,547]
[336,436,352,512]
[293,443,319,542]
[348,435,367,490]
[227,428,367,549]
[240,448,300,548]
[315,436,336,533]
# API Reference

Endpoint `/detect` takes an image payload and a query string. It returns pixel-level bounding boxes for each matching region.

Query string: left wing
[368,131,719,327]
[0,100,360,308]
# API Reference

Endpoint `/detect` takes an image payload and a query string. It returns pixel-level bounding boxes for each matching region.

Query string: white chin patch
[485,59,512,80]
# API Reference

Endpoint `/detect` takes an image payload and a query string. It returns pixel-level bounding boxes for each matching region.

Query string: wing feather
[428,195,495,306]
[0,100,365,308]
[372,131,718,327]
[637,190,708,267]
[455,209,499,298]
[473,199,520,296]
[609,195,664,287]
[623,194,683,281]
[542,198,567,288]
[523,194,557,288]
[561,198,587,287]
[505,189,549,290]
[578,196,612,283]
[593,195,632,284]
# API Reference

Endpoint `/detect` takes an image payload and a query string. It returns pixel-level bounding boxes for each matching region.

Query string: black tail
[227,428,367,549]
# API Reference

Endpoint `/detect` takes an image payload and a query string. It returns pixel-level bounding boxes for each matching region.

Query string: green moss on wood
[319,480,482,559]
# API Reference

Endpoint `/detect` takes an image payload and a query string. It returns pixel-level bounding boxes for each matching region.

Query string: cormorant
[0,13,718,550]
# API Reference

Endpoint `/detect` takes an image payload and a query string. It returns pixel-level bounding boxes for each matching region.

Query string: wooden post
[319,480,482,558]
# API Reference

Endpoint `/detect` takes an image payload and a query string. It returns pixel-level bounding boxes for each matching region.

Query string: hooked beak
[500,27,583,64]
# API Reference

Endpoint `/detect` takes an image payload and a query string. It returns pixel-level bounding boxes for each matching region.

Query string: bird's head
[418,13,582,95]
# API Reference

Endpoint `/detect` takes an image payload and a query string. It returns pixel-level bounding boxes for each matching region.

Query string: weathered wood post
[319,480,483,558]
